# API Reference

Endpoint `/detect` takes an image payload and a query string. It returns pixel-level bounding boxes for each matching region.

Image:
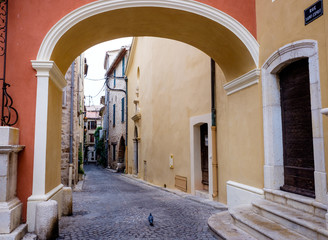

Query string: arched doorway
[262,40,326,203]
[117,136,126,172]
[27,0,259,231]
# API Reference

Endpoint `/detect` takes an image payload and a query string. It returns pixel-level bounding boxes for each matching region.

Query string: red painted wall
[6,0,256,221]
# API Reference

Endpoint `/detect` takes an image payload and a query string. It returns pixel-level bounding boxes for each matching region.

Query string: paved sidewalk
[58,165,225,239]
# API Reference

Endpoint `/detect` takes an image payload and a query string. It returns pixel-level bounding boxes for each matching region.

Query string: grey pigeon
[148,213,154,226]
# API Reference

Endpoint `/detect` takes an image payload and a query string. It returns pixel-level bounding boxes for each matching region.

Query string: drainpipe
[211,59,218,199]
[68,62,75,187]
[105,88,110,167]
[125,76,128,173]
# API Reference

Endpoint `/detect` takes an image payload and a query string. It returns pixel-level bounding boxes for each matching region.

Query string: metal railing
[0,0,18,126]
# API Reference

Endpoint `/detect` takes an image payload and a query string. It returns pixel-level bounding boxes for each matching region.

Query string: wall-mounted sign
[304,0,323,25]
[169,154,174,169]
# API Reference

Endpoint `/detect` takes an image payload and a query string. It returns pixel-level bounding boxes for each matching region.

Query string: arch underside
[51,7,256,81]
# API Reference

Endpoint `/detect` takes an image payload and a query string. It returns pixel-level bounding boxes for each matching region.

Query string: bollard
[35,200,58,240]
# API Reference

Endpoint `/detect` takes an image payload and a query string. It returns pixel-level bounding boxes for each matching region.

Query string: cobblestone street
[58,165,223,239]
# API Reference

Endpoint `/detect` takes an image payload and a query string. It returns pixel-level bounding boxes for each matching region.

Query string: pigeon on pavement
[148,213,154,226]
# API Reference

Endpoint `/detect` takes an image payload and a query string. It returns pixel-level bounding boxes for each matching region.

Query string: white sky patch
[83,37,133,106]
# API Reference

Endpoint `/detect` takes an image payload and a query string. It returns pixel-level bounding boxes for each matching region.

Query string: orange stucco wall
[6,0,256,221]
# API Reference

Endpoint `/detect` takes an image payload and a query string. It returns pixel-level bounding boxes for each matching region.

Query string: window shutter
[122,57,125,76]
[114,69,116,87]
[121,98,124,122]
[113,104,116,126]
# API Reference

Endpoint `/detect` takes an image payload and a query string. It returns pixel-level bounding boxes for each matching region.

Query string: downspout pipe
[125,76,128,174]
[105,85,110,167]
[211,59,218,199]
[68,62,75,187]
[125,76,128,147]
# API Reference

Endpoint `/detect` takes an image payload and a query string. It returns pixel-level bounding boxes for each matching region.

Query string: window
[113,104,116,127]
[88,121,96,130]
[89,134,95,143]
[121,97,125,122]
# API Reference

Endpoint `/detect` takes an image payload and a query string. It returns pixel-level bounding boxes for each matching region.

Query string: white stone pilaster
[27,61,66,232]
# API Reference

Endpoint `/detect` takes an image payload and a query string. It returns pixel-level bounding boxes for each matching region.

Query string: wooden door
[200,124,209,186]
[279,59,315,198]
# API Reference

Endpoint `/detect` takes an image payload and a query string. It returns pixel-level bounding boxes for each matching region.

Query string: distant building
[102,46,129,171]
[85,105,102,163]
[61,56,86,187]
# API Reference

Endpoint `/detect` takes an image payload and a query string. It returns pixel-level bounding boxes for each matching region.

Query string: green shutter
[122,57,125,76]
[121,98,124,122]
[114,69,116,87]
[113,104,116,126]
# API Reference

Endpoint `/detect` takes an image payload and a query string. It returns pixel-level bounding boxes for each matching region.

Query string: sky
[83,37,133,106]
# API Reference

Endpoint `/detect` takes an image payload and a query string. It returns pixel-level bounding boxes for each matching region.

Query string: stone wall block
[0,127,25,236]
[0,127,19,145]
[35,200,58,240]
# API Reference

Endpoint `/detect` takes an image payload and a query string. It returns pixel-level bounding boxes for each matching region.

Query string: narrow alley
[57,165,223,239]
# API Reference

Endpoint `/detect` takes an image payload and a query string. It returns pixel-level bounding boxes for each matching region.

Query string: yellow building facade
[126,37,264,205]
[127,0,328,209]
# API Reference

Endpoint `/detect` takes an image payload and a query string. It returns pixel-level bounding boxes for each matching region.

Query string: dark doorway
[117,136,126,172]
[118,136,125,162]
[279,58,315,198]
[200,124,209,189]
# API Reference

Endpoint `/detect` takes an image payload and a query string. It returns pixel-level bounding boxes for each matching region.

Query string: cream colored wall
[127,37,265,203]
[215,65,264,203]
[127,37,211,193]
[45,80,62,193]
[256,0,328,187]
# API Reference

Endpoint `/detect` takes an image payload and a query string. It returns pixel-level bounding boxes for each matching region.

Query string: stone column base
[27,184,63,232]
[0,198,22,233]
[0,224,27,240]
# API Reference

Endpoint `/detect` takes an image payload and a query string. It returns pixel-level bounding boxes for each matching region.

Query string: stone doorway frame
[262,40,327,203]
[190,114,213,199]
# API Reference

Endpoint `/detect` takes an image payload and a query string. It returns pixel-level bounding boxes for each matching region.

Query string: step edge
[253,200,328,236]
[230,206,308,240]
[264,188,327,210]
[208,211,256,240]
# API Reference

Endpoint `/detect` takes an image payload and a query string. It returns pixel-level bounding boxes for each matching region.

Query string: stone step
[208,211,256,240]
[253,199,328,240]
[264,189,327,219]
[195,190,211,200]
[230,205,310,240]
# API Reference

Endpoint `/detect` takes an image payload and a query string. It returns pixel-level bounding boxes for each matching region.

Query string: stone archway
[28,0,259,231]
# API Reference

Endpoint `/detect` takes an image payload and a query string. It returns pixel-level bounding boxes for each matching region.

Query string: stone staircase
[208,189,328,239]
